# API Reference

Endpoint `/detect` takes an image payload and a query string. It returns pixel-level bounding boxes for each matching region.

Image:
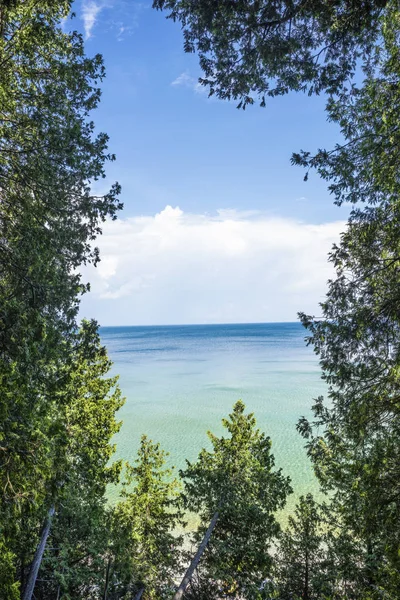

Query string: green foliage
[153,3,400,598]
[293,8,400,599]
[2,0,400,598]
[0,537,20,600]
[31,321,124,599]
[153,0,388,106]
[182,401,292,599]
[0,2,123,595]
[292,5,400,207]
[273,495,332,600]
[108,436,183,600]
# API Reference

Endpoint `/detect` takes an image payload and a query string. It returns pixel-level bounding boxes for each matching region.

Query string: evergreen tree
[273,495,331,600]
[293,7,400,598]
[108,436,183,600]
[178,401,291,599]
[0,537,20,600]
[0,1,122,591]
[29,320,124,599]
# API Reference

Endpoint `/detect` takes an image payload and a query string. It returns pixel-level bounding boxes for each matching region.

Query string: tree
[153,0,388,106]
[0,1,122,591]
[292,4,400,207]
[293,8,400,598]
[273,494,331,600]
[108,436,183,600]
[0,0,121,361]
[0,320,124,598]
[0,537,20,600]
[29,320,124,600]
[178,401,291,599]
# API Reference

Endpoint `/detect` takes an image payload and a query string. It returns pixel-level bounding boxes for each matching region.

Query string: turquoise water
[101,323,326,510]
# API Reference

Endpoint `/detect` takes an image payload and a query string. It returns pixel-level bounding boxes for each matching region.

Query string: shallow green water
[101,323,327,514]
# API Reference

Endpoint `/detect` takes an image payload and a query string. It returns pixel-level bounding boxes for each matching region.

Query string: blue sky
[71,1,349,325]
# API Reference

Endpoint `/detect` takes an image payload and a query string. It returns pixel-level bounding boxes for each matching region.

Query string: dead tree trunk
[22,505,55,600]
[103,556,113,600]
[172,511,219,600]
[134,587,145,600]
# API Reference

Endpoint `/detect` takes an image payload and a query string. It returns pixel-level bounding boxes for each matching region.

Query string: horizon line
[98,320,303,328]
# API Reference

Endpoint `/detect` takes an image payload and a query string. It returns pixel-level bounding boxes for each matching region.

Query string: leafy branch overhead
[153,0,388,106]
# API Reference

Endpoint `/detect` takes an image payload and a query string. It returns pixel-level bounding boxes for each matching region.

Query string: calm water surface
[100,323,326,510]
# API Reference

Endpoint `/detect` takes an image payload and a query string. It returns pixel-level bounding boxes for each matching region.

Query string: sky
[70,0,350,326]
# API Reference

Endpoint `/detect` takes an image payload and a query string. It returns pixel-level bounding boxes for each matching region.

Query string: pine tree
[28,321,124,599]
[108,436,183,600]
[274,495,331,600]
[178,401,291,599]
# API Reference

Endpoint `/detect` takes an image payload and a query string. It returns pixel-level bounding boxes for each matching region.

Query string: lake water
[100,323,326,511]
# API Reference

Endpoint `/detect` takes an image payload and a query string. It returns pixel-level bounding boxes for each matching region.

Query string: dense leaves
[291,8,400,600]
[181,401,291,599]
[108,436,183,600]
[153,0,388,106]
[0,1,123,596]
[0,0,121,521]
[273,495,330,600]
[31,321,124,599]
[3,0,400,597]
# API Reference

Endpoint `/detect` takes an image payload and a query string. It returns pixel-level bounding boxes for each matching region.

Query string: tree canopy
[2,0,400,598]
[153,0,389,106]
[0,2,123,596]
[294,10,400,594]
[180,401,291,599]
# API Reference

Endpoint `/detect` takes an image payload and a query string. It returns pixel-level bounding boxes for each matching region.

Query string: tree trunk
[22,505,55,600]
[103,556,113,600]
[172,511,219,600]
[134,587,145,600]
[303,548,309,600]
[366,539,376,588]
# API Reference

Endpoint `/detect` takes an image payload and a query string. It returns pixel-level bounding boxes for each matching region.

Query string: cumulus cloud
[80,206,346,325]
[82,0,105,39]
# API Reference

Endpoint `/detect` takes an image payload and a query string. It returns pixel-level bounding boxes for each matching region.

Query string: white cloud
[80,206,346,325]
[117,24,126,41]
[81,0,145,41]
[82,1,105,39]
[171,72,206,94]
[171,72,193,86]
